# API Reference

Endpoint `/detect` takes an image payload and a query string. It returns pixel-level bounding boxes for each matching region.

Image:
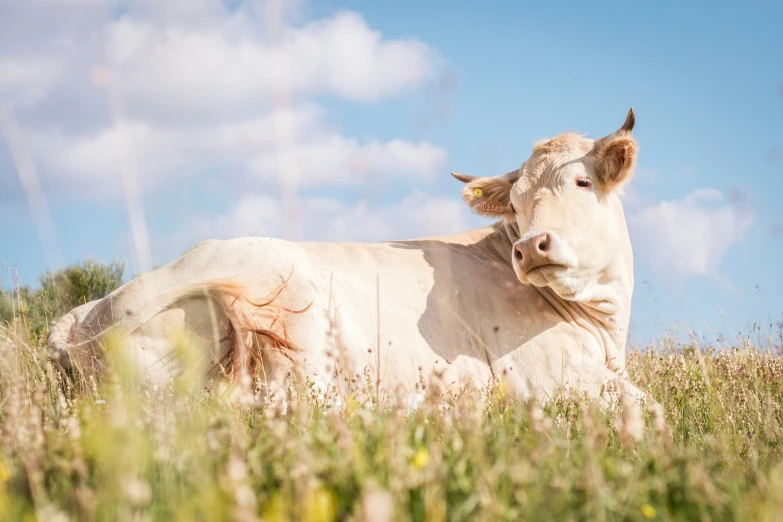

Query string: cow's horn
[620,107,635,133]
[593,108,635,151]
[451,172,478,183]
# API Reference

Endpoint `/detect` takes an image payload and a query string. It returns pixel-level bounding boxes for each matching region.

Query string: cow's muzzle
[513,231,576,278]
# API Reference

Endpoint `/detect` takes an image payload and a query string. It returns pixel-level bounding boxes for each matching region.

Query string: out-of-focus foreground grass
[1,261,782,521]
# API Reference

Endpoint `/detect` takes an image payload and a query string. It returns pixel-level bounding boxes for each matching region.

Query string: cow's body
[49,110,646,403]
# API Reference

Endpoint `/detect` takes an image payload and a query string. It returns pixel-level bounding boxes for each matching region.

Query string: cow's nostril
[537,234,551,253]
[514,248,523,261]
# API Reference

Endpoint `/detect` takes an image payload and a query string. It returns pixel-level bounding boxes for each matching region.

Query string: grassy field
[1,262,782,521]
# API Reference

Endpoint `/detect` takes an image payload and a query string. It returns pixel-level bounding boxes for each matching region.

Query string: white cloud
[190,193,281,240]
[309,190,472,242]
[102,10,438,116]
[0,0,102,4]
[0,55,65,107]
[24,105,446,196]
[628,188,754,279]
[284,12,438,102]
[0,56,63,91]
[0,5,446,200]
[247,134,447,185]
[166,190,472,258]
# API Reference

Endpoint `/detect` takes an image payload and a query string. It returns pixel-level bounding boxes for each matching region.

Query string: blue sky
[0,0,781,345]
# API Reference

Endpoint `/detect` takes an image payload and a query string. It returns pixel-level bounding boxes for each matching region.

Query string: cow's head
[453,109,637,311]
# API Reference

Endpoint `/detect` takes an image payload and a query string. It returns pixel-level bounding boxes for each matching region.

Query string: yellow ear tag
[473,188,483,197]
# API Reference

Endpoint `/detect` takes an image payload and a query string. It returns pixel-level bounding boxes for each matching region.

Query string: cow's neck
[535,285,630,369]
[479,221,631,370]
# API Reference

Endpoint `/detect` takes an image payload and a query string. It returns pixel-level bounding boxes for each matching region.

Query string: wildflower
[359,487,394,522]
[263,493,287,522]
[412,447,430,469]
[427,366,447,404]
[404,392,425,413]
[229,370,256,408]
[649,403,666,435]
[615,392,644,446]
[235,485,256,509]
[641,503,656,519]
[121,475,152,507]
[496,377,510,399]
[227,457,248,483]
[530,402,553,434]
[303,487,335,522]
[36,505,69,522]
[617,462,632,477]
[222,454,257,516]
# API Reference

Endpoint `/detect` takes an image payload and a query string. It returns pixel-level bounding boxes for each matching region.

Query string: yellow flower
[344,396,359,417]
[0,462,9,482]
[303,487,335,522]
[412,448,430,469]
[496,378,510,398]
[641,503,656,519]
[262,493,287,522]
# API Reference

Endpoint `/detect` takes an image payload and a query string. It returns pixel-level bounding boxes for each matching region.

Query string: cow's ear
[452,171,516,218]
[592,136,638,191]
[590,108,638,191]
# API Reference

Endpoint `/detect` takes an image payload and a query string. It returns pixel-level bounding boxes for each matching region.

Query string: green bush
[0,290,14,325]
[0,259,124,341]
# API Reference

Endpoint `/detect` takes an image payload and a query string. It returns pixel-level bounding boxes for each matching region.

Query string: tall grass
[0,261,782,521]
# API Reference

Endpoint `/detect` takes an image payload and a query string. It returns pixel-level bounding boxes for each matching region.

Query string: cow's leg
[119,294,234,386]
[501,343,651,406]
[48,292,234,388]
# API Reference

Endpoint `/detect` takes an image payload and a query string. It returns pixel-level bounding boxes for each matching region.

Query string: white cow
[49,110,645,404]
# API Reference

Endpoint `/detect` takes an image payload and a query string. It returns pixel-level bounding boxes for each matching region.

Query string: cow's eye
[576,178,591,189]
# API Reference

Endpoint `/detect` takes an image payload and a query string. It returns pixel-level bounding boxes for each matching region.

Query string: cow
[48,109,645,405]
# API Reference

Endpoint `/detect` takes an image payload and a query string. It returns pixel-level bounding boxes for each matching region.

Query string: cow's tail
[47,299,103,376]
[48,276,310,381]
[122,277,310,376]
